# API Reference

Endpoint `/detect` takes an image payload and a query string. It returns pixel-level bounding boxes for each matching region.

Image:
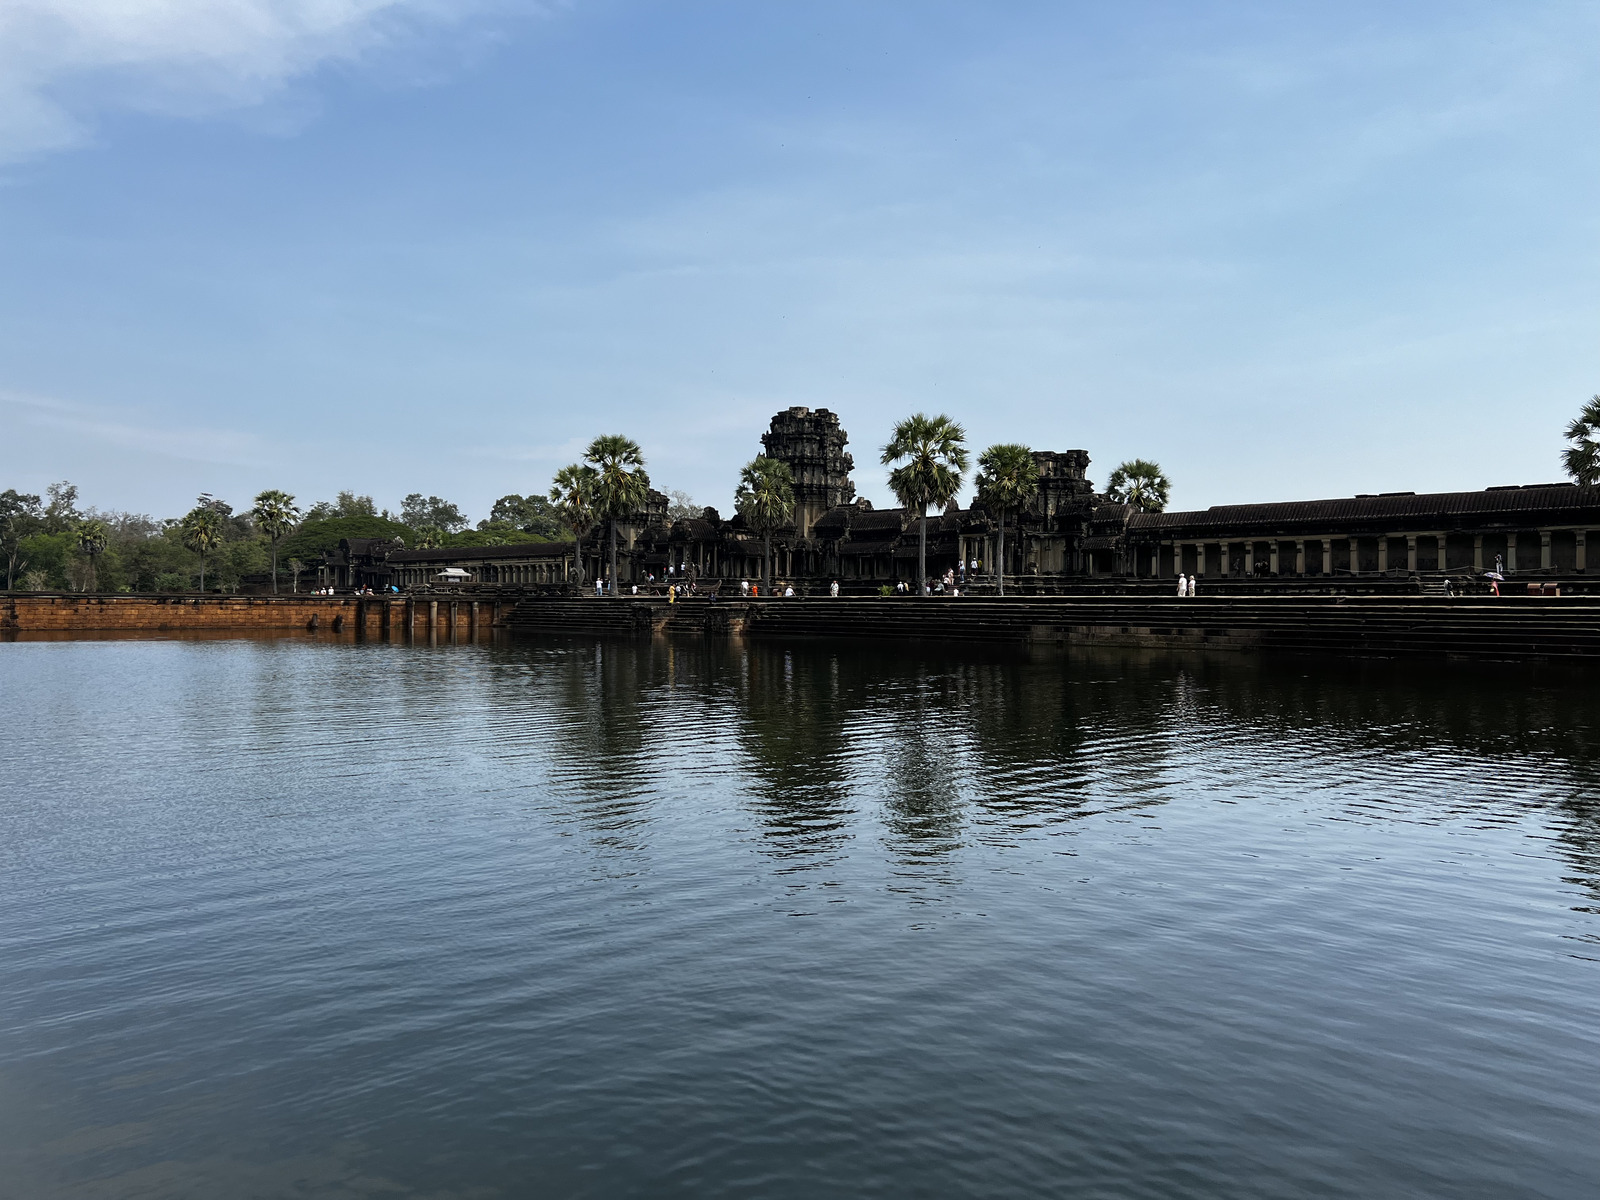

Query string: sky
[1,0,1596,522]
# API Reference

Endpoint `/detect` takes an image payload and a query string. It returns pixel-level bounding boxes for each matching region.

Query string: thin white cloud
[1,388,265,464]
[0,0,527,161]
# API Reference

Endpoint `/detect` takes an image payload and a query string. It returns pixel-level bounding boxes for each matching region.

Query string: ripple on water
[1,636,1598,1199]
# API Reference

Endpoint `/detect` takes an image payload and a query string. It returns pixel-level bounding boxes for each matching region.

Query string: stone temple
[318,408,1600,592]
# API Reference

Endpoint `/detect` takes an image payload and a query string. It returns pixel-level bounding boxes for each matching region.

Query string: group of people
[1176,574,1200,597]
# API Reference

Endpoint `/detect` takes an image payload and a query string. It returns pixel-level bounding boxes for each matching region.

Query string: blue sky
[1,0,1596,521]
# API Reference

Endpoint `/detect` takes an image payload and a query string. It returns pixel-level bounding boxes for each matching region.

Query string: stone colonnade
[1139,528,1592,577]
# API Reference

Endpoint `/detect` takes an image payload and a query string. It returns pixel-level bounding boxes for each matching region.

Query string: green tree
[1563,395,1600,486]
[250,489,300,594]
[401,493,468,533]
[42,481,80,533]
[303,491,377,521]
[276,514,412,568]
[75,519,109,592]
[1104,459,1171,513]
[974,444,1039,597]
[1,489,42,589]
[584,435,650,595]
[881,413,969,595]
[550,464,600,587]
[735,457,795,592]
[180,502,226,592]
[484,493,563,539]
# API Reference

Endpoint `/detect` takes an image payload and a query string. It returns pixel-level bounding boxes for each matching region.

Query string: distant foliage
[483,493,563,540]
[402,493,469,533]
[1563,396,1600,487]
[277,514,413,567]
[665,489,702,522]
[304,491,377,521]
[1104,460,1171,513]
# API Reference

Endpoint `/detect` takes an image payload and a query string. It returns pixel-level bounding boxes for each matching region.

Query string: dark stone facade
[316,411,1600,591]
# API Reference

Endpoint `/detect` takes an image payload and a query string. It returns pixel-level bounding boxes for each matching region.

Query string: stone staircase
[504,594,1600,662]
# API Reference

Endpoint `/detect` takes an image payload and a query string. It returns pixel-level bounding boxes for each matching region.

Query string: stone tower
[761,407,856,538]
[1031,450,1094,521]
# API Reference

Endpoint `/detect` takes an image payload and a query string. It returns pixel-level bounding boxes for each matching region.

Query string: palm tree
[881,413,969,595]
[75,519,109,592]
[1104,460,1171,512]
[180,504,225,592]
[250,489,300,594]
[974,444,1039,597]
[550,464,600,587]
[1563,396,1600,486]
[584,435,650,595]
[735,456,795,592]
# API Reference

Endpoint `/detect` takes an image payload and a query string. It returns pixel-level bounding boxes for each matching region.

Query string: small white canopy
[434,568,473,579]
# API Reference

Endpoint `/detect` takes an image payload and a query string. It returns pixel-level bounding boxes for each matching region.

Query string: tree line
[0,483,678,594]
[1,431,1169,594]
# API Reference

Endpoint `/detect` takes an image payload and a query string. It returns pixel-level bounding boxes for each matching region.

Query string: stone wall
[1,593,513,634]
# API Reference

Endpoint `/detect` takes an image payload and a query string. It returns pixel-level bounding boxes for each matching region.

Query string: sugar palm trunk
[609,520,618,595]
[765,530,772,591]
[271,541,279,594]
[919,497,928,595]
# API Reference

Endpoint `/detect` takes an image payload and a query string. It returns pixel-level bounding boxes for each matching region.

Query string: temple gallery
[318,408,1599,592]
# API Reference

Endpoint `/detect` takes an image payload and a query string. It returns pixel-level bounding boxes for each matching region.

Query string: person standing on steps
[1177,574,1188,598]
[830,580,839,597]
[1188,574,1198,597]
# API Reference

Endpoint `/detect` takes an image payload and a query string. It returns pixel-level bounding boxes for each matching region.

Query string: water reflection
[6,635,1600,1199]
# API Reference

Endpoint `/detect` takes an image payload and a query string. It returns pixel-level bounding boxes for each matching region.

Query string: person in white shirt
[1177,575,1188,598]
[1188,574,1198,596]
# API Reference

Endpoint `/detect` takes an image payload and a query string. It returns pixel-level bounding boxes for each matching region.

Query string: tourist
[668,584,675,604]
[830,580,839,597]
[1188,574,1198,596]
[740,579,750,595]
[1177,574,1187,598]
[595,578,603,596]
[784,585,795,597]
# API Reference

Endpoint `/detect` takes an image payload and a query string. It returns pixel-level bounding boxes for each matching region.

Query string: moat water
[2,634,1598,1199]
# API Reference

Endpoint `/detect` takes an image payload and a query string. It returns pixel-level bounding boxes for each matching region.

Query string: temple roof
[389,541,573,562]
[1128,483,1600,535]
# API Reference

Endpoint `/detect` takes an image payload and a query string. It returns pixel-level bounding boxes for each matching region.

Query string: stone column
[1196,543,1207,577]
[428,599,438,634]
[1507,532,1518,574]
[1269,542,1280,575]
[1541,530,1552,570]
[1321,539,1333,575]
[1244,542,1255,577]
[1348,537,1361,576]
[1294,540,1305,575]
[1406,535,1417,574]
[1578,530,1587,573]
[1377,537,1389,574]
